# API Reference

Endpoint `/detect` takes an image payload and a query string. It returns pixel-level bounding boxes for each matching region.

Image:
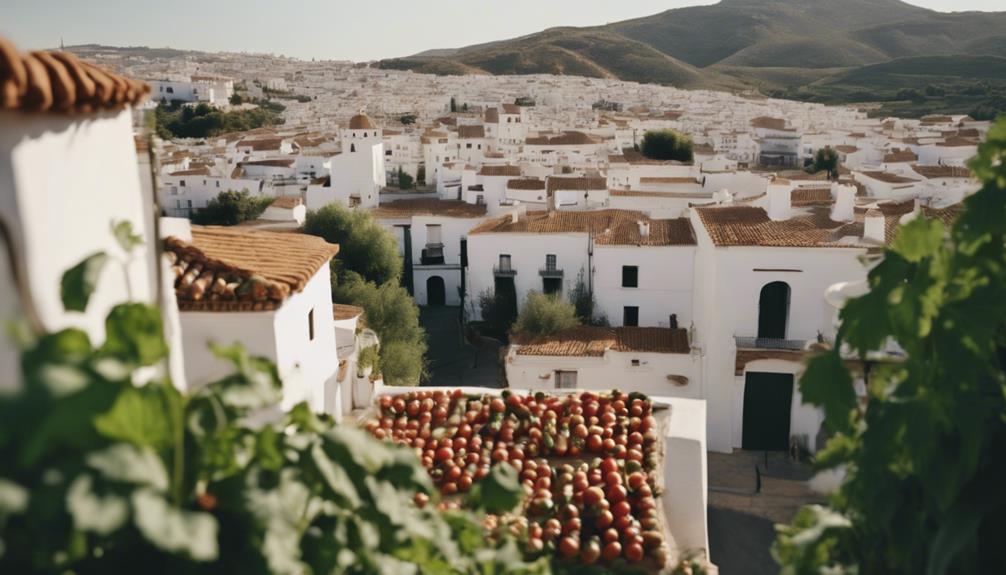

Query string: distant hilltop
[377,0,1006,115]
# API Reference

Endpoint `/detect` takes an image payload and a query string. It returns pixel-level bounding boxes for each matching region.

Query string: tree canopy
[190,190,272,226]
[774,118,1006,574]
[301,203,402,287]
[808,147,840,179]
[302,205,425,385]
[639,129,694,163]
[513,292,581,337]
[154,100,284,140]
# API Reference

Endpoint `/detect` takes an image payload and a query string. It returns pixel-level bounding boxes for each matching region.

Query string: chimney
[830,183,855,222]
[767,182,792,221]
[638,220,650,238]
[863,209,885,244]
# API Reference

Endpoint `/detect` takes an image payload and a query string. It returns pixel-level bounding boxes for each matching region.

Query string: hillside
[378,0,1006,117]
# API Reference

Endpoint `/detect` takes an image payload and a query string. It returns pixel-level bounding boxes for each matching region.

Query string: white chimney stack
[638,220,651,238]
[863,209,885,244]
[830,183,856,222]
[767,182,792,221]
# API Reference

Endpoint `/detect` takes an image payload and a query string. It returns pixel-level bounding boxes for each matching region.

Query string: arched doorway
[427,276,446,306]
[758,282,790,340]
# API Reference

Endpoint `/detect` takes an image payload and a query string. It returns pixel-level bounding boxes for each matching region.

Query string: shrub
[513,292,580,337]
[302,204,402,287]
[640,129,694,163]
[190,189,272,226]
[477,288,517,340]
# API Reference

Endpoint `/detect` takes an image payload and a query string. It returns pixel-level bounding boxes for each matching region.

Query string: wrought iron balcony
[538,266,564,278]
[493,265,518,278]
[734,336,809,351]
[420,244,445,265]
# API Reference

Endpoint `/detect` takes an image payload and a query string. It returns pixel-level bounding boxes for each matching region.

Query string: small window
[215,181,220,187]
[623,306,639,327]
[622,266,638,288]
[499,254,512,270]
[476,195,485,205]
[466,143,472,149]
[308,308,315,341]
[166,86,174,94]
[545,254,557,270]
[179,180,186,187]
[350,143,356,153]
[631,359,641,367]
[555,371,577,390]
[187,200,192,208]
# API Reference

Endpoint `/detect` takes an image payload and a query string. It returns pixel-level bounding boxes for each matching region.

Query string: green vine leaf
[111,220,144,253]
[101,303,168,366]
[132,488,218,562]
[60,252,108,312]
[94,386,174,450]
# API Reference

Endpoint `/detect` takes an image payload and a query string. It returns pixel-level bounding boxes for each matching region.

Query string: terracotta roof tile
[165,226,338,312]
[883,148,918,163]
[332,303,364,321]
[270,196,302,209]
[547,176,607,194]
[478,164,521,177]
[507,178,546,190]
[0,37,149,113]
[458,124,485,139]
[858,171,920,185]
[240,158,295,168]
[790,187,833,207]
[526,131,600,146]
[696,205,878,248]
[370,199,487,219]
[471,209,695,246]
[236,137,284,151]
[911,165,973,179]
[514,326,690,357]
[170,167,211,177]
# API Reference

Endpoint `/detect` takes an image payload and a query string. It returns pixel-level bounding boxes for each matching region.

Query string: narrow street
[420,306,503,388]
[707,451,822,574]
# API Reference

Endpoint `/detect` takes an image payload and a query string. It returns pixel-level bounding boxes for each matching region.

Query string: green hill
[378,0,1006,117]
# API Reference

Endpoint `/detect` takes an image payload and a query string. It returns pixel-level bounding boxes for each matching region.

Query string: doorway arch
[758,281,790,339]
[426,276,446,306]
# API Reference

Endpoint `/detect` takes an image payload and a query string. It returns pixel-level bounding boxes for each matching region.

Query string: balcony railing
[420,244,445,265]
[539,266,564,278]
[734,336,809,351]
[493,265,518,277]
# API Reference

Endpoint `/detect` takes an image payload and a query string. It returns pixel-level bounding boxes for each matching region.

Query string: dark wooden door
[742,372,794,451]
[427,276,446,306]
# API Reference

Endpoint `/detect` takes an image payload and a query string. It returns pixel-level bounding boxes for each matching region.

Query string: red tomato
[559,536,580,558]
[602,528,619,543]
[607,484,627,503]
[436,446,454,462]
[612,500,632,519]
[604,471,622,487]
[587,434,604,453]
[627,472,646,491]
[583,486,604,506]
[413,492,429,508]
[581,538,602,565]
[602,541,622,562]
[625,542,644,563]
[458,474,473,491]
[490,398,506,413]
[595,509,614,529]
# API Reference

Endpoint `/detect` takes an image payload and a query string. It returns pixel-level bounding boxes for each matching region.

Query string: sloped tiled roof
[790,187,833,207]
[526,131,600,146]
[236,137,283,151]
[514,326,690,357]
[458,124,485,139]
[471,209,695,246]
[858,171,920,185]
[370,199,487,219]
[547,176,607,194]
[883,149,918,163]
[0,37,150,113]
[911,165,972,179]
[165,226,339,312]
[478,164,521,177]
[507,178,546,190]
[332,304,364,321]
[696,205,874,248]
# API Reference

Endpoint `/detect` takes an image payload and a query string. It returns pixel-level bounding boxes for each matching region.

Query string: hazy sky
[3,0,1003,62]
